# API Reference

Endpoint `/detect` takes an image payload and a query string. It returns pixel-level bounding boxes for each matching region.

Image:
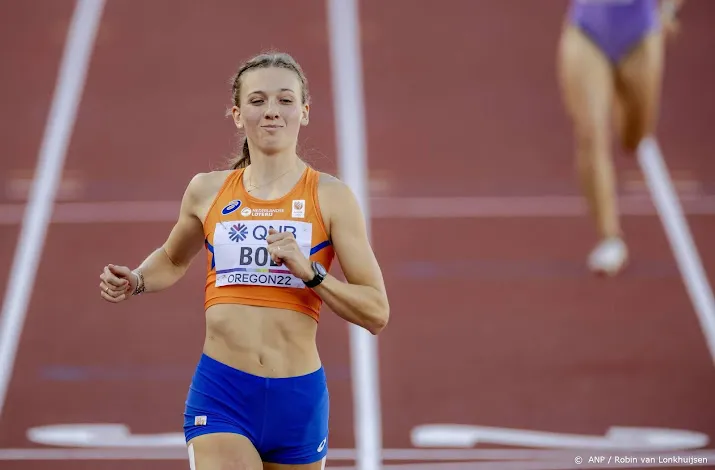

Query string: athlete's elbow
[367,316,388,336]
[367,299,389,335]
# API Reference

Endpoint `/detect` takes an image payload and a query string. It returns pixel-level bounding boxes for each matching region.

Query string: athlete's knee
[616,90,658,153]
[621,129,644,153]
[618,115,650,153]
[573,122,609,160]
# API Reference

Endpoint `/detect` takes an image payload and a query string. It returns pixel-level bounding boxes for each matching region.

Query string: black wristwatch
[304,261,327,288]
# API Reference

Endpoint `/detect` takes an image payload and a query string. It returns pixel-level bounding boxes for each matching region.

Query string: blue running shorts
[183,353,329,465]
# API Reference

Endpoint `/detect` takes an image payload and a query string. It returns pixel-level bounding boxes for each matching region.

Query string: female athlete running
[557,0,684,276]
[98,51,389,470]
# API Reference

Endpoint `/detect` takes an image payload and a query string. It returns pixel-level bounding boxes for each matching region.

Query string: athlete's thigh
[557,24,615,138]
[613,30,665,149]
[263,457,326,470]
[188,432,263,470]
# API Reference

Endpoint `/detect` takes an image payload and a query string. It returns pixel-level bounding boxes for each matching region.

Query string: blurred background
[0,0,714,469]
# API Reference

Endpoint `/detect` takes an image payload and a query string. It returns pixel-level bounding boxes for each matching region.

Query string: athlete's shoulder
[181,170,235,220]
[316,171,351,201]
[186,170,234,199]
[316,171,346,191]
[316,172,363,216]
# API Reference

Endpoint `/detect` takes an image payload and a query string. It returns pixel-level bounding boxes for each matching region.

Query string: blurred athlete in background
[557,0,685,276]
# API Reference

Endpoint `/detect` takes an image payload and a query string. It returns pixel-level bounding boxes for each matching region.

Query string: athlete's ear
[301,103,310,126]
[231,106,243,129]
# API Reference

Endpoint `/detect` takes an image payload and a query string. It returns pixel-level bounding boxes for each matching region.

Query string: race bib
[213,220,313,289]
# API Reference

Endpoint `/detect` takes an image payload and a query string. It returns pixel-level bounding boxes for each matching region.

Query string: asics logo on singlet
[221,199,242,215]
[228,223,248,242]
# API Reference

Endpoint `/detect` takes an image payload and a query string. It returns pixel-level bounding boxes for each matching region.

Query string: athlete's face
[232,67,309,155]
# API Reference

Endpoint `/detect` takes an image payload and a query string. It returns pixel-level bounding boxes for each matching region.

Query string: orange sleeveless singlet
[202,167,335,322]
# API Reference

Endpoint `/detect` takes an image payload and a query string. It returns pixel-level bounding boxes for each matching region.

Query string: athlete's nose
[264,99,280,119]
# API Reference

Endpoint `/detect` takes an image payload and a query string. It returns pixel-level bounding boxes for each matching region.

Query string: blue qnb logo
[229,223,248,242]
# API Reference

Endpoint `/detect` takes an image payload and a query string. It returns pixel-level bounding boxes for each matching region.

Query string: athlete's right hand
[99,264,135,303]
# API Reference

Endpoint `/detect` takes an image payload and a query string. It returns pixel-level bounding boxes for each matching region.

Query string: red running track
[1,0,714,469]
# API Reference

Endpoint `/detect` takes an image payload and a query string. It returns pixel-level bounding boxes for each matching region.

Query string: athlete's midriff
[203,303,321,378]
[197,166,334,378]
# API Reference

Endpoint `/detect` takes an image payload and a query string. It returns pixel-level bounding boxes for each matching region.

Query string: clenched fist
[99,264,137,303]
[266,228,313,282]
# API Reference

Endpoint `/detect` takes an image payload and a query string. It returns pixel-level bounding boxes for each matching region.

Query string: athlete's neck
[243,151,306,194]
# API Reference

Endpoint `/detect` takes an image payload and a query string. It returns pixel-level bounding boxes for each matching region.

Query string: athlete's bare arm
[133,173,210,293]
[312,175,389,335]
[99,173,212,303]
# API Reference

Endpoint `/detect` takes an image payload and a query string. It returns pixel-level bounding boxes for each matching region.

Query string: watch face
[314,262,327,277]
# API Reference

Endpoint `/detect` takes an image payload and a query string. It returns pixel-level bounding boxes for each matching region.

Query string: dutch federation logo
[228,223,248,242]
[222,199,242,215]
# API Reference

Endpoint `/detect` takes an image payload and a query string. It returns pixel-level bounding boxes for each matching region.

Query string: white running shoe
[587,237,628,277]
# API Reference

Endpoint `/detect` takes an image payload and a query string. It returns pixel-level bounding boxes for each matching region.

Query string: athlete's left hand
[662,14,681,39]
[661,0,683,40]
[266,228,314,282]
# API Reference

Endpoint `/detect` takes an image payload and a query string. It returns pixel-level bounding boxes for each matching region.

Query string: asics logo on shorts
[317,437,327,452]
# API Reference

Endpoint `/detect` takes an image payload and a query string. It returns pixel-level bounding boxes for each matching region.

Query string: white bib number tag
[213,220,313,289]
